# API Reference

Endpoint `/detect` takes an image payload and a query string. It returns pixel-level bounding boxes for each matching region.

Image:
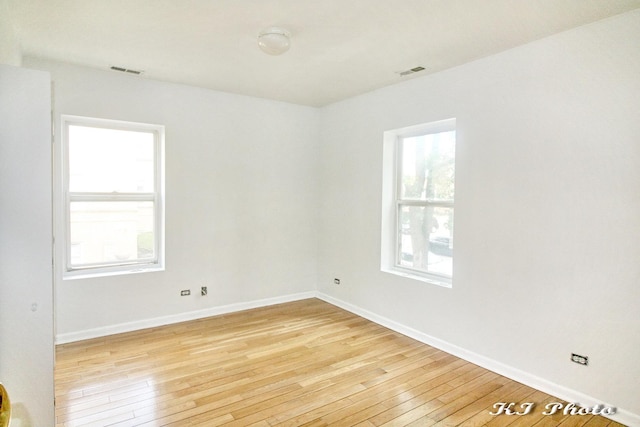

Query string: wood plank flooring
[55,299,623,427]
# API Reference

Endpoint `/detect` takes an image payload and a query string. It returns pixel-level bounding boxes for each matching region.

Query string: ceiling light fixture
[257,27,291,56]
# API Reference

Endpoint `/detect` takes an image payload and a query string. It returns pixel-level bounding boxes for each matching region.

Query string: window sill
[381,267,452,288]
[63,265,164,280]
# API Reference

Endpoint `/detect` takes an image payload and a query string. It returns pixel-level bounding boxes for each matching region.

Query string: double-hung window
[382,119,456,286]
[62,115,164,278]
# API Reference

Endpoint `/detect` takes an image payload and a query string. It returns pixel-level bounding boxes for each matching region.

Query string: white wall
[24,58,319,340]
[0,65,54,427]
[318,10,640,421]
[0,0,21,66]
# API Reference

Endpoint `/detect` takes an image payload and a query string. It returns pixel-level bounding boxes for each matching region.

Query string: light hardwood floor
[55,299,622,427]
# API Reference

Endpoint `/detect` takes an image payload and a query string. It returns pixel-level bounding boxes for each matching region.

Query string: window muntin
[63,116,164,277]
[382,119,455,286]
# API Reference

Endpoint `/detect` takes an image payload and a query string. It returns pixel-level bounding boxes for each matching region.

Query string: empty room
[1,1,639,426]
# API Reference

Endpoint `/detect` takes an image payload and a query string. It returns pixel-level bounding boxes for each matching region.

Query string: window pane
[68,125,155,192]
[398,205,453,277]
[400,130,455,201]
[69,201,155,267]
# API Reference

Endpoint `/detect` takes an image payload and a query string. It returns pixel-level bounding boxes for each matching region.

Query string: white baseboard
[316,292,639,427]
[55,291,317,345]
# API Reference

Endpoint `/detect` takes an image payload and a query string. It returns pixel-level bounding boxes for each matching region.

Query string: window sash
[62,115,164,276]
[393,129,455,280]
[396,133,455,203]
[394,201,454,278]
[65,196,160,271]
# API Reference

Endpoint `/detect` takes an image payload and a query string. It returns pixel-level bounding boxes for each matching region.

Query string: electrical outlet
[571,353,588,366]
[201,286,207,296]
[334,278,341,285]
[181,289,190,296]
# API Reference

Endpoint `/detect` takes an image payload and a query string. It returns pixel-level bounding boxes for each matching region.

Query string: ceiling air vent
[110,66,144,75]
[397,66,425,76]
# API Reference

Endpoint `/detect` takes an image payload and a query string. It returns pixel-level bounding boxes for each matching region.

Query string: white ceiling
[10,0,640,106]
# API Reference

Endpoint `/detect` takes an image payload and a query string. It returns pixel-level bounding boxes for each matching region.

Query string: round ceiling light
[257,27,291,55]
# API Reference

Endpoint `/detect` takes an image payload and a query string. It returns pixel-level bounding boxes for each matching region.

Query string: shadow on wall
[8,403,32,427]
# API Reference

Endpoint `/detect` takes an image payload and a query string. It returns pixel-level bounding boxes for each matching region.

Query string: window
[381,119,456,286]
[62,116,164,278]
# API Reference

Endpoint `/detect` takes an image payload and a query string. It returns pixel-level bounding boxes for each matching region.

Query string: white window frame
[381,118,456,287]
[61,115,165,279]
